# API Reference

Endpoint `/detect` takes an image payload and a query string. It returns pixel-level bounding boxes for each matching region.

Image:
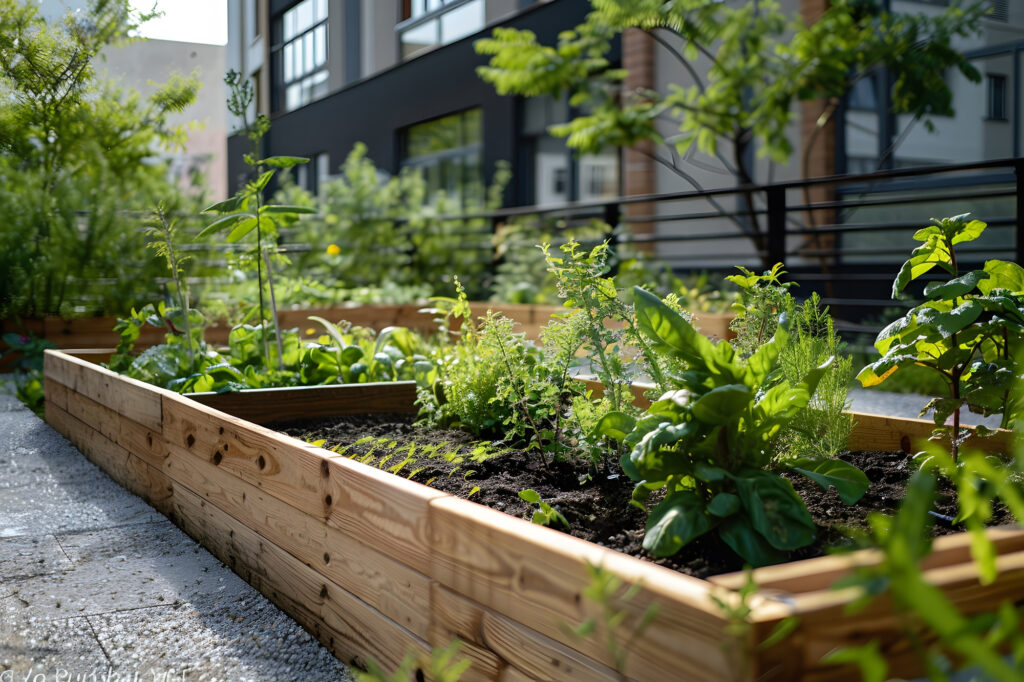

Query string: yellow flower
[305,328,316,336]
[326,243,341,256]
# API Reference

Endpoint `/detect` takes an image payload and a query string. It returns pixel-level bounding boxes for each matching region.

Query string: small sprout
[518,489,570,530]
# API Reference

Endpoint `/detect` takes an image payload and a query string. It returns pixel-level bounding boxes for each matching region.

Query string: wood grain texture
[428,496,734,682]
[187,381,418,424]
[44,377,68,412]
[163,392,446,570]
[691,312,736,341]
[172,484,430,674]
[163,440,433,639]
[43,350,164,431]
[46,402,173,515]
[431,583,620,682]
[847,410,1013,454]
[712,528,1024,593]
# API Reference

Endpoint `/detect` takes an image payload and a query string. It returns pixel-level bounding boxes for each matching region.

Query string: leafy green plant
[197,71,315,371]
[622,288,868,566]
[0,0,199,318]
[518,489,570,530]
[1,332,57,373]
[857,214,1024,459]
[826,449,1024,681]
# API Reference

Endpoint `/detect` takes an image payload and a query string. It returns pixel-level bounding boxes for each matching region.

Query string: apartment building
[226,0,1024,218]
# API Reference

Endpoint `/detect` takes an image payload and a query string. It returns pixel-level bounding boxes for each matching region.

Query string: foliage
[857,215,1024,459]
[278,144,510,300]
[622,288,868,565]
[827,443,1024,681]
[518,489,570,530]
[728,264,853,461]
[1,332,57,373]
[12,368,46,417]
[356,640,470,682]
[197,71,315,371]
[475,0,985,260]
[0,0,200,318]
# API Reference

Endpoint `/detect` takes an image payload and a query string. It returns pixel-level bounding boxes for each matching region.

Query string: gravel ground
[0,380,355,682]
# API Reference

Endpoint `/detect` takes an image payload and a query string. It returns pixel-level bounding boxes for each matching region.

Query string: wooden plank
[424,626,505,682]
[428,496,735,682]
[691,312,735,340]
[576,378,653,410]
[171,484,430,673]
[44,377,68,412]
[162,392,446,570]
[187,381,418,424]
[847,409,1013,454]
[43,350,164,432]
[753,550,1024,681]
[45,402,173,515]
[163,440,433,639]
[711,528,1024,593]
[431,583,620,682]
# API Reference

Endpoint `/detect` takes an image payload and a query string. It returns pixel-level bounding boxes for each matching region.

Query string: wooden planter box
[3,304,734,371]
[43,349,1013,681]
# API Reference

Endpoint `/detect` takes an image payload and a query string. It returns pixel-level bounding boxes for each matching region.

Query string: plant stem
[263,248,285,371]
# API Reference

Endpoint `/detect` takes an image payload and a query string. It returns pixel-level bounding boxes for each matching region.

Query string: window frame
[987,73,1008,122]
[272,0,330,113]
[395,0,485,61]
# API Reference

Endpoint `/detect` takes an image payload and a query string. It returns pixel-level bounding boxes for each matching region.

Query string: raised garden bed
[43,348,1016,681]
[2,304,735,371]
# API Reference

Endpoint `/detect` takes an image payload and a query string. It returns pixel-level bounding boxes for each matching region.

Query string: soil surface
[274,413,1014,579]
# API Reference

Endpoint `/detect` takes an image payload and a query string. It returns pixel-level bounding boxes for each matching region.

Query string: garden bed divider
[43,349,1022,681]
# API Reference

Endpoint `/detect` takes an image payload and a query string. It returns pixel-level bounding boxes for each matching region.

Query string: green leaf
[821,642,888,682]
[979,260,1024,294]
[690,384,751,424]
[931,300,983,336]
[252,169,275,192]
[950,217,986,245]
[734,471,816,551]
[790,458,869,505]
[642,490,712,557]
[594,411,636,441]
[202,195,244,213]
[923,269,988,299]
[260,204,317,215]
[257,155,310,169]
[707,492,740,517]
[718,515,787,566]
[225,216,259,242]
[195,213,253,240]
[633,287,720,370]
[518,489,541,504]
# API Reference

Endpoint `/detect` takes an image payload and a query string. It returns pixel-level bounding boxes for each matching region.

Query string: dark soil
[274,413,1014,580]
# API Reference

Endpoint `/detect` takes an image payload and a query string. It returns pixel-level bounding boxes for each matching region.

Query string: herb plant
[197,71,314,371]
[623,288,868,566]
[858,214,1024,458]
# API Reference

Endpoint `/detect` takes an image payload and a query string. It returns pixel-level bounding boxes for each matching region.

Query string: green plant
[621,287,868,566]
[197,71,314,371]
[356,640,470,682]
[475,0,984,263]
[826,450,1024,681]
[857,214,1024,459]
[518,489,570,530]
[0,0,199,318]
[1,332,57,372]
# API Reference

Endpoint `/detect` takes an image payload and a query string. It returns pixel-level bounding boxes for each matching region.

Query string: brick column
[622,28,656,254]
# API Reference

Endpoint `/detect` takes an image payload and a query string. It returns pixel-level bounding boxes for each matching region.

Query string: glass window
[276,0,329,112]
[848,74,877,111]
[399,0,485,60]
[402,109,484,210]
[988,74,1007,121]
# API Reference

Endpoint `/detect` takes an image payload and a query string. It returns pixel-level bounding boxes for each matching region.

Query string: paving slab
[0,384,354,681]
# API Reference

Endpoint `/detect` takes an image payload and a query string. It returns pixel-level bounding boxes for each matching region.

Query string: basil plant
[615,288,867,566]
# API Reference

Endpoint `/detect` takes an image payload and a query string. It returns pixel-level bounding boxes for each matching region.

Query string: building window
[398,0,485,60]
[402,109,484,210]
[277,0,329,112]
[847,73,877,111]
[987,74,1007,121]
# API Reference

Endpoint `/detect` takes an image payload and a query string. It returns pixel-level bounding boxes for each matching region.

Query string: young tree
[0,0,199,318]
[475,0,986,258]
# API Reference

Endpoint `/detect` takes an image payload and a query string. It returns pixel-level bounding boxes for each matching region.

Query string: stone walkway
[0,389,354,682]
